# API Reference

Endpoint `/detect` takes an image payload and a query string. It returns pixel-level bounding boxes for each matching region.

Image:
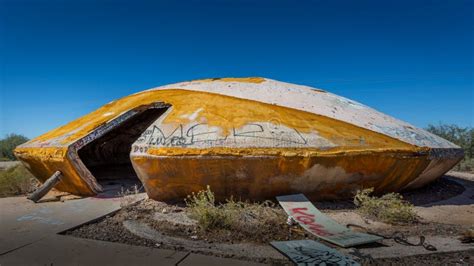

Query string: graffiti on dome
[133,122,334,151]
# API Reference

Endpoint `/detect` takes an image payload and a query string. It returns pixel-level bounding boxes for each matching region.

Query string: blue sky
[1,0,473,138]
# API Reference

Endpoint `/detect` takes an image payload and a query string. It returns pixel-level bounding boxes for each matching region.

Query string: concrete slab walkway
[0,193,145,255]
[0,234,187,266]
[0,193,263,265]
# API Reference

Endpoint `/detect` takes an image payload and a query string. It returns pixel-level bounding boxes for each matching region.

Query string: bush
[0,164,37,197]
[0,134,29,161]
[185,186,233,230]
[185,186,286,238]
[354,188,418,224]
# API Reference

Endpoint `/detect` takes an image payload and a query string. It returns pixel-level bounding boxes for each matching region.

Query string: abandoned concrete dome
[15,77,464,201]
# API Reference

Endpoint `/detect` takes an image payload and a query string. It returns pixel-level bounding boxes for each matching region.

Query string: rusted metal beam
[27,171,62,203]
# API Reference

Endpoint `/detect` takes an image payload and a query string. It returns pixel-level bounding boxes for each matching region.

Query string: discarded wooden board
[271,239,360,266]
[27,171,62,203]
[277,194,382,247]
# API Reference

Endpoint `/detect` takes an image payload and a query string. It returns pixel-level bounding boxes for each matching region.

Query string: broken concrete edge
[56,195,147,235]
[68,102,171,195]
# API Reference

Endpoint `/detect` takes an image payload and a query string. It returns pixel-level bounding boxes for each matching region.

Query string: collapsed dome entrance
[77,104,169,189]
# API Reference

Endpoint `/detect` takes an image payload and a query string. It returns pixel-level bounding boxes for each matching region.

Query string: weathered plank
[27,171,62,203]
[271,239,360,266]
[277,194,382,247]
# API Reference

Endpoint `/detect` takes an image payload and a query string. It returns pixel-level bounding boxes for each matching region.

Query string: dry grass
[0,164,37,197]
[185,186,229,229]
[185,186,288,241]
[354,188,418,224]
[117,184,141,207]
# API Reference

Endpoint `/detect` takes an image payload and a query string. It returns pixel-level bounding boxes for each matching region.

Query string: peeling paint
[290,165,353,192]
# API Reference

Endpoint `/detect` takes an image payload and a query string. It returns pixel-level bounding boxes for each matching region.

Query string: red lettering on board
[289,207,334,237]
[290,207,314,217]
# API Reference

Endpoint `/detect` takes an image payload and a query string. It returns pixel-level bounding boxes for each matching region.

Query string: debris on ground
[271,239,359,265]
[30,189,83,203]
[277,193,382,247]
[63,174,474,265]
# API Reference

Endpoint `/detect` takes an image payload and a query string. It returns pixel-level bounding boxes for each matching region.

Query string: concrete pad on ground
[415,174,474,225]
[178,253,264,266]
[358,236,474,259]
[0,234,187,266]
[416,205,474,225]
[422,175,474,206]
[0,193,146,255]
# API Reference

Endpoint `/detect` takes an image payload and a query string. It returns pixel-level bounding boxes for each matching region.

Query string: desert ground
[1,161,472,265]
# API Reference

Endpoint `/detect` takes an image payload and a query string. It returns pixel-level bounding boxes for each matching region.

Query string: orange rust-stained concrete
[132,150,433,201]
[14,78,464,201]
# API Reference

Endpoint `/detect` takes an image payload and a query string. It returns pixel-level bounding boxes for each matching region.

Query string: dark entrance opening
[78,105,168,192]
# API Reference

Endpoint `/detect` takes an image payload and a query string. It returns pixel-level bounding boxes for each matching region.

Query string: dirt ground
[369,250,473,265]
[65,173,474,265]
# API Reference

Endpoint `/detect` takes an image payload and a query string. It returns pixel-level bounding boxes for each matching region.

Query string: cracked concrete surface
[0,191,263,265]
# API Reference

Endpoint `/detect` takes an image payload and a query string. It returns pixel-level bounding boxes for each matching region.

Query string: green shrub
[354,188,418,224]
[0,164,37,197]
[185,186,233,230]
[0,134,29,161]
[185,186,285,235]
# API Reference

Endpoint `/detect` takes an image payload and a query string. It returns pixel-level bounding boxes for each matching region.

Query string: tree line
[426,124,473,159]
[425,124,473,171]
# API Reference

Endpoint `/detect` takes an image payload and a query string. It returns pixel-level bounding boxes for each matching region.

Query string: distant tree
[426,124,474,171]
[426,124,472,157]
[470,129,474,159]
[0,134,29,161]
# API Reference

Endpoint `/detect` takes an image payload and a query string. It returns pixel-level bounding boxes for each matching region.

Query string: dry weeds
[0,164,37,197]
[185,186,291,242]
[354,188,418,224]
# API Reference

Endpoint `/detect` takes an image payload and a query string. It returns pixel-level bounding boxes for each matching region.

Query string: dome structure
[15,77,463,201]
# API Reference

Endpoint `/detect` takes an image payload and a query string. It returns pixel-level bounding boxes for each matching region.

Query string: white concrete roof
[146,78,458,149]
